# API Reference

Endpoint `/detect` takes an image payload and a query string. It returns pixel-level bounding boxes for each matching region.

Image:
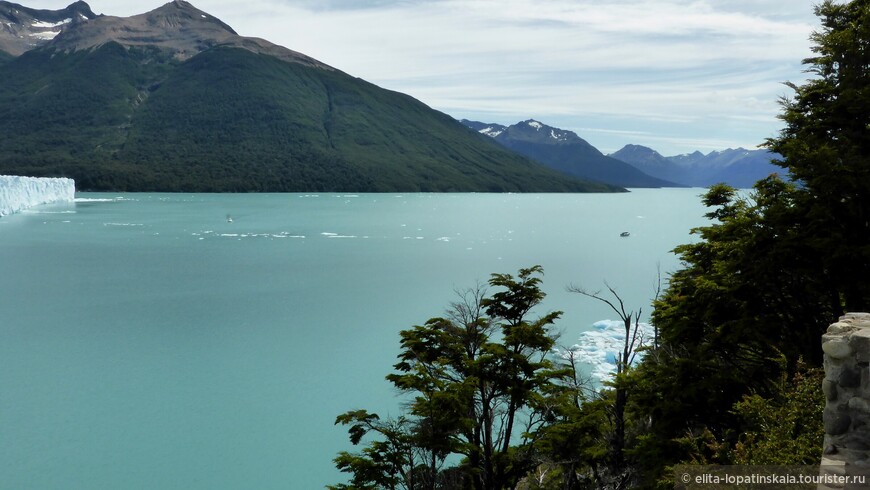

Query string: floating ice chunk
[0,175,75,217]
[23,209,75,214]
[565,319,655,384]
[75,198,116,203]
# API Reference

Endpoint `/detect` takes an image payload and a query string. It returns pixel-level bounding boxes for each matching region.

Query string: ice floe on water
[76,198,120,203]
[0,175,75,217]
[193,230,306,240]
[191,229,376,241]
[23,209,75,215]
[564,319,656,385]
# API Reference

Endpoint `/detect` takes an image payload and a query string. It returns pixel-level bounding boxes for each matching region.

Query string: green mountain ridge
[0,1,620,193]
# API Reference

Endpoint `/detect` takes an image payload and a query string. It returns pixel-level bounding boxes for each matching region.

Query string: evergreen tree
[766,0,870,310]
[331,267,577,490]
[625,1,870,485]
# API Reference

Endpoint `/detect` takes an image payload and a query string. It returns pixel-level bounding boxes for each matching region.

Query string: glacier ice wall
[0,175,76,217]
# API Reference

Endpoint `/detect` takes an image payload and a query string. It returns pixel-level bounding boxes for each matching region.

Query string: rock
[848,397,870,414]
[824,379,839,401]
[829,321,861,335]
[824,408,852,435]
[839,366,862,388]
[824,337,855,359]
[849,329,870,363]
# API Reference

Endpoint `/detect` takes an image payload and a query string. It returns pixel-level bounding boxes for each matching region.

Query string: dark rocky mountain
[44,0,326,67]
[0,0,97,56]
[609,144,783,188]
[608,144,686,185]
[462,119,680,188]
[0,1,618,192]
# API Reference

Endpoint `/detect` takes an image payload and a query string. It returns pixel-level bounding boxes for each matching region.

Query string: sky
[38,0,821,155]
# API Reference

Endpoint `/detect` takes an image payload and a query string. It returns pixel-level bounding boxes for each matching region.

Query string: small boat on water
[226,214,233,223]
[620,231,630,237]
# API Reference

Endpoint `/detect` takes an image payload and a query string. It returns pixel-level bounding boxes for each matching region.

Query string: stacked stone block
[820,312,870,489]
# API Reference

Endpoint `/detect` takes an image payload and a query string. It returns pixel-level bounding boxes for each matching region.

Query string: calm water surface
[0,190,709,489]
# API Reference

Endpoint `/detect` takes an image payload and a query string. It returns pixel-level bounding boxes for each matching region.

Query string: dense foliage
[620,1,869,485]
[331,267,614,489]
[0,44,617,192]
[765,0,870,310]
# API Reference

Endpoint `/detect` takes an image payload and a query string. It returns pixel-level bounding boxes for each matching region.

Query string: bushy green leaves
[730,366,825,465]
[330,411,414,490]
[625,2,870,484]
[766,0,870,310]
[625,177,839,486]
[331,267,593,489]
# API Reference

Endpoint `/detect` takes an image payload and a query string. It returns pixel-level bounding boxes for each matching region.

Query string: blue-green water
[0,190,708,489]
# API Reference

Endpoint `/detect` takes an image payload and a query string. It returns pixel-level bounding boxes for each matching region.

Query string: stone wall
[820,312,870,489]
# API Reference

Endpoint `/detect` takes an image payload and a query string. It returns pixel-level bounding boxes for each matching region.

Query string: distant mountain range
[462,119,679,188]
[609,144,783,188]
[0,1,615,192]
[463,119,782,189]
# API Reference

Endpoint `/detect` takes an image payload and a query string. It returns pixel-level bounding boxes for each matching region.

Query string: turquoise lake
[0,190,710,489]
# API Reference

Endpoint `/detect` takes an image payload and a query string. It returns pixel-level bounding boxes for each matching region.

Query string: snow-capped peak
[0,2,98,56]
[527,120,543,130]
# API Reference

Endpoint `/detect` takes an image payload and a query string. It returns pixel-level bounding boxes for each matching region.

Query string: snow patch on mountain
[549,129,570,142]
[527,120,543,130]
[30,30,60,40]
[0,175,75,217]
[480,126,504,137]
[31,19,71,29]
